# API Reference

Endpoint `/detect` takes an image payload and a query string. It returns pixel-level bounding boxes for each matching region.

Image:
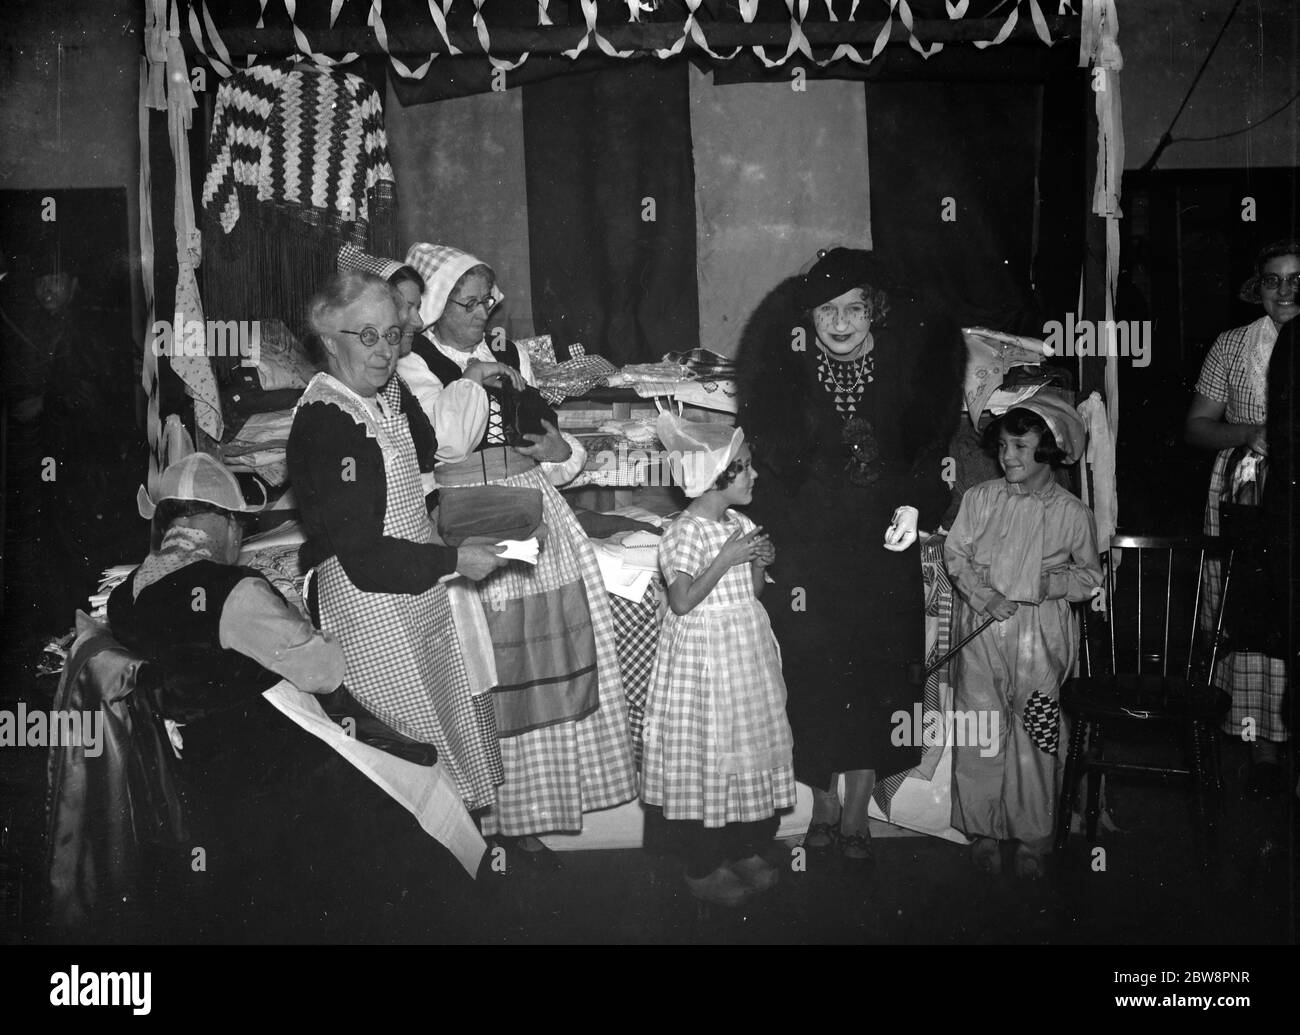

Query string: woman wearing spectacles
[1185,238,1300,795]
[286,270,511,816]
[336,244,493,480]
[395,242,635,865]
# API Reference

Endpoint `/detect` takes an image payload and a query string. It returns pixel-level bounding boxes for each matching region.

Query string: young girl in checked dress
[642,415,796,907]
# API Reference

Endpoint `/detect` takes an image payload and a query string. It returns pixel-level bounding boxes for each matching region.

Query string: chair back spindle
[1057,533,1235,866]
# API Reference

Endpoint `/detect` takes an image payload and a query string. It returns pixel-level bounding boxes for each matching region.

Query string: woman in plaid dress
[643,416,795,907]
[1185,239,1299,793]
[288,272,511,811]
[400,244,637,861]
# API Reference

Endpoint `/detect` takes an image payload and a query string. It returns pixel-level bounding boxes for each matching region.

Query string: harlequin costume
[944,396,1102,855]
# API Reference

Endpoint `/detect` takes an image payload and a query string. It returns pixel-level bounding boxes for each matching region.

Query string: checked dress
[463,465,637,837]
[304,375,504,810]
[1194,316,1289,743]
[641,511,796,828]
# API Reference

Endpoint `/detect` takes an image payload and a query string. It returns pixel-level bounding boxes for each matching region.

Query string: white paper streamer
[473,0,529,71]
[564,0,635,60]
[284,0,359,67]
[1079,0,1123,479]
[655,0,742,61]
[976,0,1054,51]
[371,0,432,80]
[186,0,231,78]
[172,1,1057,100]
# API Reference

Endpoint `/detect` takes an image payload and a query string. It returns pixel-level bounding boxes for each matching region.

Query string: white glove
[883,505,919,552]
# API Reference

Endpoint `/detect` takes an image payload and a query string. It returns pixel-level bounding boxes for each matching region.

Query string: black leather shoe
[492,835,564,872]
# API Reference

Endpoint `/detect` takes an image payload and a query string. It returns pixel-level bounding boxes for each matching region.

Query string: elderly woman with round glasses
[1185,237,1300,794]
[336,244,492,483]
[287,270,510,813]
[396,242,635,861]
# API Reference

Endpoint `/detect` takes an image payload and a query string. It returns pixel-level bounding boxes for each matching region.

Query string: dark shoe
[1012,844,1047,880]
[685,864,753,907]
[728,854,780,893]
[839,829,874,865]
[493,835,564,871]
[802,822,839,851]
[971,837,1003,876]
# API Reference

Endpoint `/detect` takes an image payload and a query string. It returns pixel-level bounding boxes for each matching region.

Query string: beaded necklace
[816,347,875,416]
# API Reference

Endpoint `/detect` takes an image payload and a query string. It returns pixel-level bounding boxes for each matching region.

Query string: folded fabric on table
[595,418,659,445]
[531,354,619,405]
[222,408,295,452]
[664,348,736,380]
[222,409,295,485]
[610,530,662,572]
[608,361,697,386]
[516,334,558,366]
[568,505,662,539]
[592,541,655,602]
[659,379,738,413]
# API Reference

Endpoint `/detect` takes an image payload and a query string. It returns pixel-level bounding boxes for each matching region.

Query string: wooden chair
[1054,535,1234,869]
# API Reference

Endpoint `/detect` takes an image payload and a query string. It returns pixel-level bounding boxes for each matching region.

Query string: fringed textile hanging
[199,62,398,339]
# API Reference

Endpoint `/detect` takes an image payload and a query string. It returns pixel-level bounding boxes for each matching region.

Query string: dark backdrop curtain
[522,59,699,365]
[867,74,1083,336]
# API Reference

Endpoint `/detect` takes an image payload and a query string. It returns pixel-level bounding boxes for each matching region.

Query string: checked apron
[436,450,636,837]
[310,376,503,810]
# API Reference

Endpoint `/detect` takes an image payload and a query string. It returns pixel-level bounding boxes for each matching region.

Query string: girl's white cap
[656,413,745,498]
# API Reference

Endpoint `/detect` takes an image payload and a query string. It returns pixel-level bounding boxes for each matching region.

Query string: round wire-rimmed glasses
[338,326,405,348]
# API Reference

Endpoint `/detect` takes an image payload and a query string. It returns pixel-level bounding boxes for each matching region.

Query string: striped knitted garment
[200,62,397,345]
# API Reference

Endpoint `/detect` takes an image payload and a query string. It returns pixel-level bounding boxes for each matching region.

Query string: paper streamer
[283,0,359,67]
[564,0,634,60]
[655,0,742,61]
[174,0,1056,78]
[473,0,529,71]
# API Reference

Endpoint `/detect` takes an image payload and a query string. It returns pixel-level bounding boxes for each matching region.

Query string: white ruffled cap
[656,413,745,498]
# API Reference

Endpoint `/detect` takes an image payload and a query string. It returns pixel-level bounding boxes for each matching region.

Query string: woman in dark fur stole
[735,248,965,862]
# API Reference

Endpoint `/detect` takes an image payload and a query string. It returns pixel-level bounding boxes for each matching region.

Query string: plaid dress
[468,467,637,836]
[641,511,796,827]
[1194,316,1288,742]
[308,376,504,810]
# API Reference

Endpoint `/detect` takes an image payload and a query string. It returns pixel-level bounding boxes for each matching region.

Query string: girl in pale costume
[945,395,1102,878]
[641,415,796,907]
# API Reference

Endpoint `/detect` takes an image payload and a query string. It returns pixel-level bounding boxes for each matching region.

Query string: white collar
[430,332,487,370]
